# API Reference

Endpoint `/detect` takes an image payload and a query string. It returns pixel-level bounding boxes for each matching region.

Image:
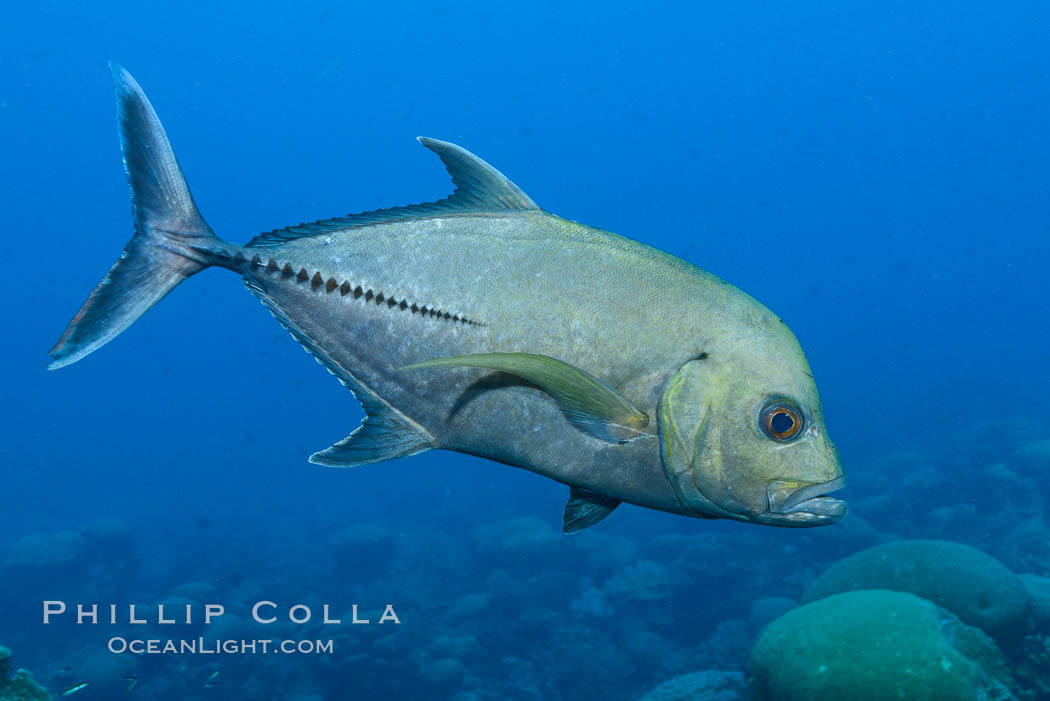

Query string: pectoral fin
[563,487,621,533]
[400,352,650,443]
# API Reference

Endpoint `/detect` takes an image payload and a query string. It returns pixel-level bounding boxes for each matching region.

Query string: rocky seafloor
[4,417,1050,700]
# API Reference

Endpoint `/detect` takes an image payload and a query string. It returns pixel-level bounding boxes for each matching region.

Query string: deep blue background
[2,1,1049,697]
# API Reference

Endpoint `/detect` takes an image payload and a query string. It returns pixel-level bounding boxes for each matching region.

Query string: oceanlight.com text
[108,637,334,655]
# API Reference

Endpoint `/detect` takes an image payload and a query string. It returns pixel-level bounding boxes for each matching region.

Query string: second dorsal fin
[418,137,537,211]
[248,138,538,248]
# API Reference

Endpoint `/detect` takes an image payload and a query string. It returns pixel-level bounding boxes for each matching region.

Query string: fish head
[658,320,846,527]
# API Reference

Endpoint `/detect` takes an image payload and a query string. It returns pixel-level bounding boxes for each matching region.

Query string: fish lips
[765,476,848,526]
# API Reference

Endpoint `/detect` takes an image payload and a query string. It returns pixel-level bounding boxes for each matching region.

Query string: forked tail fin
[48,64,217,369]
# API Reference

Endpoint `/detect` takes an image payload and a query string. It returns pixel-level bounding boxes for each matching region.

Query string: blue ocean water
[3,1,1050,699]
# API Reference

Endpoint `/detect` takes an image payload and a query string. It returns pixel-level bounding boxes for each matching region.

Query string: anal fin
[245,278,434,467]
[310,412,432,467]
[563,487,621,534]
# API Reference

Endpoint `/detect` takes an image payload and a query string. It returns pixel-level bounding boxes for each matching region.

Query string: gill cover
[658,358,738,519]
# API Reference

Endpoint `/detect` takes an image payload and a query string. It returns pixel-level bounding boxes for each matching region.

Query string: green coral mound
[803,539,1029,646]
[0,645,52,701]
[748,590,1015,701]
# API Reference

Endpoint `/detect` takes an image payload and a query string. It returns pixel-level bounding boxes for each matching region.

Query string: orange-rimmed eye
[759,400,804,441]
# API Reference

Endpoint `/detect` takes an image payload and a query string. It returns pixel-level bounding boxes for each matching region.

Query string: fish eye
[759,399,804,441]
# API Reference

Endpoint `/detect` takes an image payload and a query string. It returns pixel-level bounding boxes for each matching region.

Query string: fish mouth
[765,476,848,526]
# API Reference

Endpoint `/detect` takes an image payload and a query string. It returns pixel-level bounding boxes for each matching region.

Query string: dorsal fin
[418,138,537,211]
[248,138,538,248]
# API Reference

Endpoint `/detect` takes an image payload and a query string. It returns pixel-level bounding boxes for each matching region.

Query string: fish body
[246,212,760,513]
[49,66,847,531]
[59,682,88,697]
[123,675,137,695]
